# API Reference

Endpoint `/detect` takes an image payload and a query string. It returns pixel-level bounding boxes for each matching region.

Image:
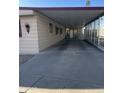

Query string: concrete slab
[19,40,104,92]
[33,76,103,89]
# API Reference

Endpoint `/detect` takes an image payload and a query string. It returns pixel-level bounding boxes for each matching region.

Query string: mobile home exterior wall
[35,12,65,52]
[19,14,39,54]
[19,10,65,54]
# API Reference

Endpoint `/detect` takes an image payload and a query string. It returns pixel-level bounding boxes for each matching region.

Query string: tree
[86,0,90,6]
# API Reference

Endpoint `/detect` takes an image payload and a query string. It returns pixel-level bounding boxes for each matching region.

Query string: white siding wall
[36,12,65,51]
[19,10,34,16]
[19,15,39,54]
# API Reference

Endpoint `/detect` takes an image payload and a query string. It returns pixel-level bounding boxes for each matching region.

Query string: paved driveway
[20,40,104,90]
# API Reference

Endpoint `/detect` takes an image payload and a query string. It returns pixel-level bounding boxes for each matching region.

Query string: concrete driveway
[19,40,104,92]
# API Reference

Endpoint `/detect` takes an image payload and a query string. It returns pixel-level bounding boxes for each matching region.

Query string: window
[84,16,104,50]
[94,19,99,45]
[19,19,22,37]
[87,25,90,42]
[99,16,104,47]
[49,23,53,33]
[91,22,94,43]
[55,26,59,35]
[60,28,63,35]
[89,24,92,42]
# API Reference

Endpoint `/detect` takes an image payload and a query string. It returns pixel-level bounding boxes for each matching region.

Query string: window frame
[49,23,53,33]
[55,26,59,35]
[19,19,22,37]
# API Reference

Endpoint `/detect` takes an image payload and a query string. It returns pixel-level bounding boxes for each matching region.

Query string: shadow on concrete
[19,55,34,66]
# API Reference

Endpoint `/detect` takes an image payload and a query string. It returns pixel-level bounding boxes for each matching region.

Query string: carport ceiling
[20,7,104,28]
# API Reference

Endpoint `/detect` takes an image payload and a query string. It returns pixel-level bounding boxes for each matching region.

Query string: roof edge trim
[19,7,104,10]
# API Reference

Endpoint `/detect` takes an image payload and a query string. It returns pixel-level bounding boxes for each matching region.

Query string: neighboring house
[19,7,104,54]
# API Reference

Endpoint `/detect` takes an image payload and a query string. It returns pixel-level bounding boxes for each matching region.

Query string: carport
[20,7,103,28]
[19,7,104,93]
[19,7,104,54]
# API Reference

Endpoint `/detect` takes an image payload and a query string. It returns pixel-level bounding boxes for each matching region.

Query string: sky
[19,0,104,7]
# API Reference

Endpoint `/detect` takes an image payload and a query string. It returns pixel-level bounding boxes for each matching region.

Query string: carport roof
[20,7,104,28]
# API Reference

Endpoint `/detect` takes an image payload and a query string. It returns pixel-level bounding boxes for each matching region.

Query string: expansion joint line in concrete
[25,75,45,93]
